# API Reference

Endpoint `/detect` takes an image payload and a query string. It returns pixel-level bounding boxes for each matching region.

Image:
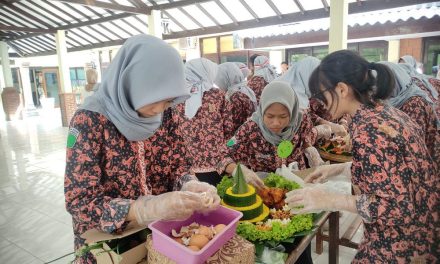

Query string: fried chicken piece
[258,187,274,207]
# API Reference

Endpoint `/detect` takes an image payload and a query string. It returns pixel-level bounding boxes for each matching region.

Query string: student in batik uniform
[174,58,235,186]
[247,55,277,102]
[277,56,348,136]
[233,61,250,80]
[64,35,220,263]
[380,61,440,170]
[287,50,438,263]
[215,62,257,139]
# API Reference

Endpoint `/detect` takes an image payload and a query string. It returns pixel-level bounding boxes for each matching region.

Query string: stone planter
[1,87,22,121]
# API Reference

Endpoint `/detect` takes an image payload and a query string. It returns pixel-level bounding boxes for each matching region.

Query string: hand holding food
[234,165,265,189]
[181,180,221,212]
[315,124,332,140]
[304,146,326,167]
[304,162,351,183]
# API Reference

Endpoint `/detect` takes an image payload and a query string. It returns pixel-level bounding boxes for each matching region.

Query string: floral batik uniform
[65,109,194,263]
[225,91,256,140]
[399,96,440,170]
[228,113,317,172]
[349,104,438,263]
[413,77,440,117]
[175,89,235,174]
[247,75,267,103]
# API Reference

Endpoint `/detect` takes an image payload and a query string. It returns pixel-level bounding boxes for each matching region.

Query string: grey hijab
[233,62,250,79]
[400,55,417,69]
[215,62,257,106]
[80,34,189,141]
[251,81,303,146]
[253,56,277,83]
[184,58,218,119]
[399,62,438,99]
[276,56,320,109]
[380,61,440,128]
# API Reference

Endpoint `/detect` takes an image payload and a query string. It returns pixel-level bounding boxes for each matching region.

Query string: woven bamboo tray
[318,149,352,163]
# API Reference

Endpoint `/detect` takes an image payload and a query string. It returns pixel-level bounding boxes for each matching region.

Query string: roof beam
[177,6,205,30]
[293,0,305,14]
[163,0,438,40]
[321,0,329,12]
[150,0,213,10]
[0,25,56,34]
[265,0,282,19]
[6,41,26,57]
[214,0,238,26]
[2,2,54,28]
[52,0,151,14]
[238,0,259,22]
[195,3,222,28]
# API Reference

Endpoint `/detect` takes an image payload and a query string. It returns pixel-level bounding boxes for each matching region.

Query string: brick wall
[399,38,423,62]
[59,93,77,127]
[1,87,23,121]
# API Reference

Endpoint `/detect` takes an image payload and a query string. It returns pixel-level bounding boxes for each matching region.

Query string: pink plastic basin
[148,205,243,264]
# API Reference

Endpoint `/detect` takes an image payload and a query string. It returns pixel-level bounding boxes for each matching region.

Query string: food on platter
[318,135,352,156]
[221,164,270,222]
[217,172,313,242]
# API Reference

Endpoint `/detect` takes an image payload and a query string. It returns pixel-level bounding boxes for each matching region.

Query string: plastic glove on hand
[133,191,206,225]
[304,146,326,168]
[315,124,332,140]
[328,122,347,137]
[304,162,351,183]
[286,187,354,214]
[275,164,304,187]
[181,180,220,213]
[234,165,265,189]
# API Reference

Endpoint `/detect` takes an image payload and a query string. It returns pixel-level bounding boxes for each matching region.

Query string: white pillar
[387,40,400,63]
[19,64,36,110]
[269,50,283,75]
[0,41,13,88]
[329,0,348,52]
[185,38,201,60]
[55,30,72,93]
[148,10,163,39]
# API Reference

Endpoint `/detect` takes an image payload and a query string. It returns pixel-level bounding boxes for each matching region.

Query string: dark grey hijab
[80,34,189,141]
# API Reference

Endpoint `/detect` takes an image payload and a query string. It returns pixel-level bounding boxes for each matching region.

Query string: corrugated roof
[236,2,440,38]
[0,0,438,57]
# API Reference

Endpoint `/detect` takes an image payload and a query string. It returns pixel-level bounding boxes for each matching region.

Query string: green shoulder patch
[67,127,80,148]
[226,136,236,147]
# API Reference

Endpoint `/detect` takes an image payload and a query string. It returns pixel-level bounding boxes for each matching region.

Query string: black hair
[281,61,288,65]
[249,54,261,66]
[309,50,395,109]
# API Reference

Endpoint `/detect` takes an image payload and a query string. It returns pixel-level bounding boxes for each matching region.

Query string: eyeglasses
[311,87,331,103]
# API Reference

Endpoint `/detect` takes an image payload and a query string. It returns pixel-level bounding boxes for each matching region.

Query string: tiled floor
[0,108,362,264]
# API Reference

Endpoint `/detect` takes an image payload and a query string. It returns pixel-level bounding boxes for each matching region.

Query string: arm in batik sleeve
[64,111,131,234]
[300,110,318,147]
[224,122,255,171]
[167,111,198,191]
[351,131,416,226]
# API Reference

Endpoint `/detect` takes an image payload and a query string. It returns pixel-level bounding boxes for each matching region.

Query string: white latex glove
[304,146,326,167]
[133,191,206,225]
[315,124,332,140]
[181,180,220,213]
[285,187,354,214]
[304,162,351,183]
[275,164,304,187]
[328,122,347,137]
[233,165,265,189]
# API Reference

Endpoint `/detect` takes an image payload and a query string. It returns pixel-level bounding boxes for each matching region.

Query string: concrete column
[19,64,36,111]
[269,50,283,75]
[0,41,13,88]
[55,30,72,93]
[329,0,348,52]
[148,10,163,39]
[186,37,201,61]
[56,30,77,126]
[387,40,400,63]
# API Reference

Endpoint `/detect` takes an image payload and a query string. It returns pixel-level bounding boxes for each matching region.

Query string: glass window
[220,35,235,53]
[76,68,85,80]
[202,37,217,54]
[312,46,328,60]
[69,69,76,80]
[423,37,440,76]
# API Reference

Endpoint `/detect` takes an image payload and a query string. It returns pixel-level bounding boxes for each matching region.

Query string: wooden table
[285,211,340,264]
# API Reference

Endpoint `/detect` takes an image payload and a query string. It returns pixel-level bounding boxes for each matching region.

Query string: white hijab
[215,62,257,107]
[80,34,189,141]
[253,56,277,83]
[233,62,250,80]
[276,56,321,109]
[184,58,218,119]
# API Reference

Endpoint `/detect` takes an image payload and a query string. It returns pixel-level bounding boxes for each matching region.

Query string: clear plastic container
[148,206,242,264]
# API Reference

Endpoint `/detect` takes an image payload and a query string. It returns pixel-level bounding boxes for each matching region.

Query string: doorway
[41,68,60,107]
